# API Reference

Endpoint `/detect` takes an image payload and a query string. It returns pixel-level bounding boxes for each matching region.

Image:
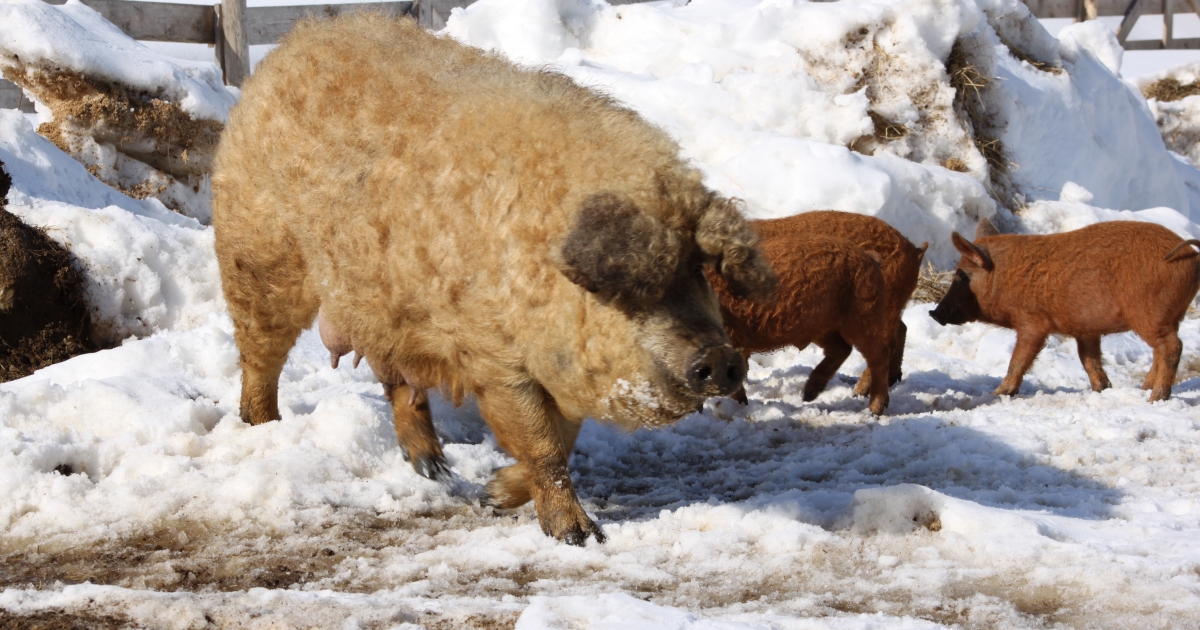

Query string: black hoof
[561,523,606,547]
[414,454,451,481]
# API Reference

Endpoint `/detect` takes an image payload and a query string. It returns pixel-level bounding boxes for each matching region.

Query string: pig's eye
[692,263,704,276]
[957,269,970,281]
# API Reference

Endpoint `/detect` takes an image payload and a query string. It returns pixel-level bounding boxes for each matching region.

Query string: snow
[0,110,224,343]
[445,0,1200,266]
[0,0,235,123]
[3,0,1200,627]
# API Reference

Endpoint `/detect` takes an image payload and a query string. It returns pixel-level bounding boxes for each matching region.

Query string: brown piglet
[753,211,926,396]
[708,229,893,415]
[929,219,1200,401]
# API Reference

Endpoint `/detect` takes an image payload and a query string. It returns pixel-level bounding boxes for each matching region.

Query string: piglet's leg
[1144,328,1183,402]
[478,383,603,546]
[384,382,448,480]
[888,320,908,386]
[995,330,1047,396]
[1076,336,1111,392]
[808,333,851,401]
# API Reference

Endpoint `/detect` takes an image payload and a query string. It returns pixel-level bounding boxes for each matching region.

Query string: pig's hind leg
[1075,336,1111,392]
[220,242,317,425]
[995,329,1048,397]
[853,321,907,397]
[1138,326,1183,401]
[806,333,851,401]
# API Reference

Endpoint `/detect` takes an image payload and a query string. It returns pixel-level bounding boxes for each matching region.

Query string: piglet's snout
[687,344,747,397]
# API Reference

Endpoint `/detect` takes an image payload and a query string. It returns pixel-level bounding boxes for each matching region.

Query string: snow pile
[0,0,237,222]
[1139,61,1200,168]
[0,110,223,344]
[447,0,1199,266]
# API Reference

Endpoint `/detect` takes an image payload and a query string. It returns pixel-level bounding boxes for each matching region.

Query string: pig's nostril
[687,346,746,397]
[727,365,742,382]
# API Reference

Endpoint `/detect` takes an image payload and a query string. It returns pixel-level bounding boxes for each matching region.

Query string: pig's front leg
[478,382,604,546]
[995,329,1048,396]
[383,381,449,480]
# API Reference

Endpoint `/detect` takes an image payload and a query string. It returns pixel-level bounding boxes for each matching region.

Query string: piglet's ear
[695,198,778,302]
[951,231,993,271]
[974,217,1000,239]
[556,192,680,304]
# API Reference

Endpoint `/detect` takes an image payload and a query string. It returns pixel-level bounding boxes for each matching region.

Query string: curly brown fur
[709,232,892,415]
[213,14,770,545]
[931,219,1200,401]
[752,211,925,394]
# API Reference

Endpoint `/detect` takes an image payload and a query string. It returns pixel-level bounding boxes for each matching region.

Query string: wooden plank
[46,0,216,44]
[0,80,36,114]
[1165,0,1174,46]
[1117,0,1147,43]
[1124,35,1200,47]
[1023,0,1200,18]
[246,2,413,46]
[221,0,250,87]
[418,0,474,30]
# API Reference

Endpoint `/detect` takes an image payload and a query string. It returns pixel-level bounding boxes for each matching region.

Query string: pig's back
[984,222,1200,335]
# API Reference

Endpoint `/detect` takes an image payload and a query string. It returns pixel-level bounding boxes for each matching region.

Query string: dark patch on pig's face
[628,249,745,401]
[557,192,680,307]
[930,269,982,326]
[556,192,749,404]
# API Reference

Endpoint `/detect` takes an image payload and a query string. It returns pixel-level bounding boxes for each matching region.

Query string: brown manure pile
[2,66,222,221]
[0,161,94,382]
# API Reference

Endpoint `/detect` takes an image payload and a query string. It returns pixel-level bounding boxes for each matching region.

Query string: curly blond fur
[212,14,770,545]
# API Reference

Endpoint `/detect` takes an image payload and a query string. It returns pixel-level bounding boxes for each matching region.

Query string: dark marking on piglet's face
[930,232,991,326]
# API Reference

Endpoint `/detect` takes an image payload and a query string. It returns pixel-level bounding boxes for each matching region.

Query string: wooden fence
[2,0,1199,113]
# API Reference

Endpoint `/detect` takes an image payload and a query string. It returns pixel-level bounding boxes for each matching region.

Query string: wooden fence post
[220,0,250,87]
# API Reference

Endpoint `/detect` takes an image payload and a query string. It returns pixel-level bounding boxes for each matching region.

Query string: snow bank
[0,110,224,343]
[446,0,1200,266]
[0,0,237,222]
[0,0,234,123]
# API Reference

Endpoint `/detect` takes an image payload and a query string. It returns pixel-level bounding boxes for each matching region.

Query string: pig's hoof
[852,379,869,397]
[802,382,823,402]
[868,397,888,416]
[993,384,1019,397]
[555,518,606,547]
[414,455,451,481]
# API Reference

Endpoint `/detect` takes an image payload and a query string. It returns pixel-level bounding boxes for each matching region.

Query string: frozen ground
[4,0,1200,628]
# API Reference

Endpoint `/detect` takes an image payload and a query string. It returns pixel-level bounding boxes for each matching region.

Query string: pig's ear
[951,231,993,271]
[695,198,778,301]
[975,218,1000,239]
[556,192,680,304]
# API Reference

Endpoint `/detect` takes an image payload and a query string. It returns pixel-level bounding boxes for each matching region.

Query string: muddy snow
[3,0,1200,627]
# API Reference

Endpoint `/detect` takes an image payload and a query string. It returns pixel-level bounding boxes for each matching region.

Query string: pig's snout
[929,308,948,326]
[686,344,747,397]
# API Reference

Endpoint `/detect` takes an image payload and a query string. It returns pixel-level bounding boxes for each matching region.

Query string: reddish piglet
[929,219,1200,401]
[708,228,893,415]
[754,211,926,395]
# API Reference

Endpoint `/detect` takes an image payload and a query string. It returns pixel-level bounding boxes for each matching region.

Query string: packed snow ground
[5,0,1200,627]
